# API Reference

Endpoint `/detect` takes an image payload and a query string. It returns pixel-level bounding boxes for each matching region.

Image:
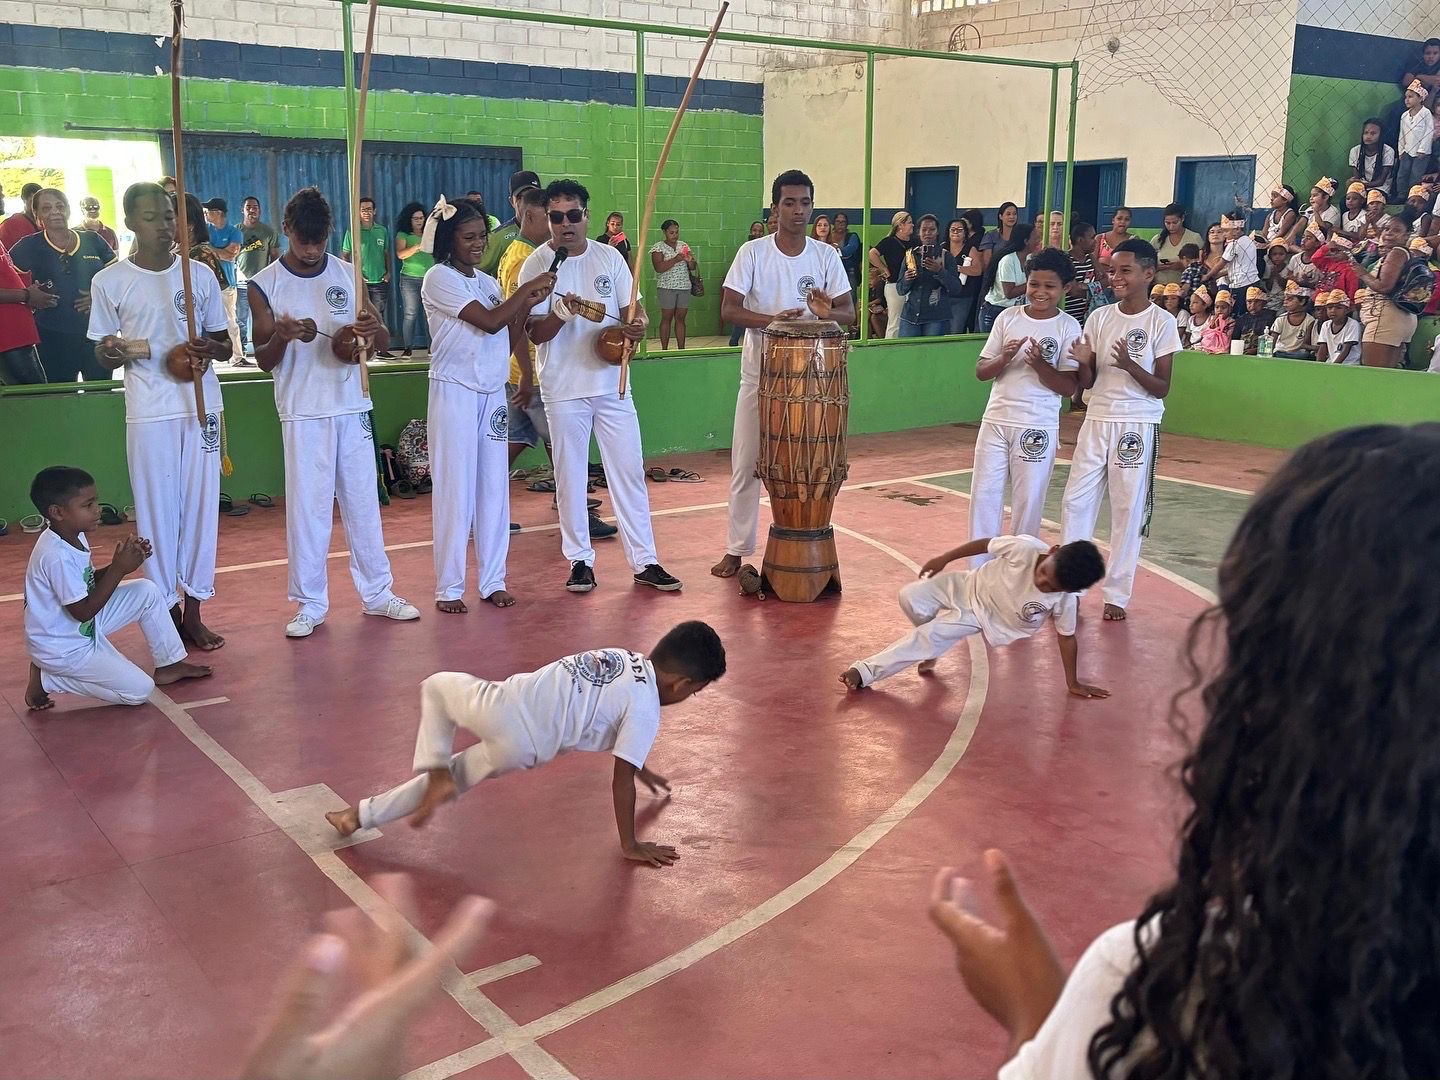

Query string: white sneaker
[286,612,323,638]
[363,597,421,622]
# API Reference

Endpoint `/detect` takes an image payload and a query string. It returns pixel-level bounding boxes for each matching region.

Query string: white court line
[467,954,542,988]
[179,696,230,710]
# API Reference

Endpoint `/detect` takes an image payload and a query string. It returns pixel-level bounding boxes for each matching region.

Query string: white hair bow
[420,195,457,254]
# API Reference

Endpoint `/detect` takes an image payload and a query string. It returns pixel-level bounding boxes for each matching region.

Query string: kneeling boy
[841,535,1108,698]
[327,620,726,866]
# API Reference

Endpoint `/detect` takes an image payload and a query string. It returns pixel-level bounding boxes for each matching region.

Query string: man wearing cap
[78,196,118,251]
[234,195,279,359]
[204,197,245,365]
[480,169,541,278]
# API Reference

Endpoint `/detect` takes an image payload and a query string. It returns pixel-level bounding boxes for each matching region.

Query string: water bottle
[1258,329,1273,358]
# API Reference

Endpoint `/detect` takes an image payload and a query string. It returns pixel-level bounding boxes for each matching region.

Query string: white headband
[420,195,458,255]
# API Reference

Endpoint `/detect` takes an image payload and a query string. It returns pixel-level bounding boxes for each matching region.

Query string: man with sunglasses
[520,179,680,595]
[78,196,118,251]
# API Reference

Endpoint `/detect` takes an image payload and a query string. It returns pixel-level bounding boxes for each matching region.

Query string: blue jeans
[728,324,743,347]
[399,274,427,350]
[898,317,949,338]
[977,301,1007,333]
[949,295,977,335]
[236,282,252,353]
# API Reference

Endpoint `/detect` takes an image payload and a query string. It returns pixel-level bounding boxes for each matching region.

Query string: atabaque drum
[757,319,849,602]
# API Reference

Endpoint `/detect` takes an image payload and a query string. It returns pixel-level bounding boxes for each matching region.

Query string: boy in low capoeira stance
[970,247,1082,564]
[24,466,210,710]
[840,535,1109,698]
[248,187,421,639]
[326,620,726,867]
[1059,237,1182,621]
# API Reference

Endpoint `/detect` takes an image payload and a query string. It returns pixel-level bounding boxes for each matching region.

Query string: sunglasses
[548,209,586,224]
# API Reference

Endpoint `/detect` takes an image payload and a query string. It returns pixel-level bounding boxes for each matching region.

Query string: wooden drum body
[757,319,850,603]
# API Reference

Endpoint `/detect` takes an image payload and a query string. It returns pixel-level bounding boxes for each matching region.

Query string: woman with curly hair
[931,422,1440,1079]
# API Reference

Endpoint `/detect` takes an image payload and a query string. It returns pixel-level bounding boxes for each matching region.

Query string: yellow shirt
[498,235,538,386]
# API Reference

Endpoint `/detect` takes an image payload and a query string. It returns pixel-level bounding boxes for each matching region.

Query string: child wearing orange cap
[1149,283,1166,309]
[1160,282,1183,318]
[1295,177,1343,240]
[1397,81,1435,199]
[1180,284,1211,350]
[1361,189,1389,243]
[1233,285,1276,354]
[1198,290,1236,354]
[1316,290,1361,364]
[1285,222,1327,289]
[1340,181,1369,240]
[1408,186,1437,242]
[1262,241,1290,312]
[1312,233,1360,300]
[1273,282,1318,359]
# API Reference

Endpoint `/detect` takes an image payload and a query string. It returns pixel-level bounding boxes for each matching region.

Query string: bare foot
[838,667,864,691]
[26,663,53,711]
[154,660,213,685]
[918,659,938,675]
[325,807,360,837]
[408,767,457,829]
[710,554,741,578]
[436,599,468,614]
[1103,604,1128,621]
[179,603,225,651]
[483,590,516,608]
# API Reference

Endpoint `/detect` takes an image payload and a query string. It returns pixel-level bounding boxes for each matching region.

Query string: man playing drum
[714,169,855,579]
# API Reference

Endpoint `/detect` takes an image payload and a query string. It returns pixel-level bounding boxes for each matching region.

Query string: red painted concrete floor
[0,418,1288,1080]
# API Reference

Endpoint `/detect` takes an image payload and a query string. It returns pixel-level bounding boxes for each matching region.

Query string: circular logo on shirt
[201,411,220,451]
[1020,601,1048,625]
[1116,431,1145,466]
[796,275,817,300]
[173,289,188,316]
[1125,328,1149,357]
[360,412,374,439]
[488,405,508,440]
[325,286,349,313]
[575,649,625,686]
[1037,336,1060,363]
[1020,428,1050,461]
[593,275,614,298]
[487,290,502,307]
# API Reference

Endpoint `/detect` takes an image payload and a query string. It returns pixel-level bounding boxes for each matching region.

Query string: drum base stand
[761,525,843,603]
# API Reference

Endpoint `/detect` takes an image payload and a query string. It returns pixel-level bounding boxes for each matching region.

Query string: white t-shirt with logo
[87,256,229,424]
[1081,303,1183,424]
[979,305,1082,429]
[961,535,1078,643]
[518,240,636,403]
[1319,316,1361,364]
[501,649,662,769]
[24,529,98,670]
[422,263,511,394]
[723,234,850,382]
[248,254,367,422]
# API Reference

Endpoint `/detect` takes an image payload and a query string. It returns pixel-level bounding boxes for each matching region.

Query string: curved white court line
[136,488,991,1080]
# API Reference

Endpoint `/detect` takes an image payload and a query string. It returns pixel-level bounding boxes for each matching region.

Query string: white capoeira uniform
[851,535,1077,686]
[970,305,1082,562]
[249,254,399,620]
[422,262,512,601]
[721,235,850,558]
[88,256,229,607]
[1059,303,1182,609]
[358,649,662,829]
[24,530,188,706]
[518,240,659,572]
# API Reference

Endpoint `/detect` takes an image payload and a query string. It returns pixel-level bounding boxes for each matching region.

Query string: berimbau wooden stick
[350,0,380,398]
[169,0,206,428]
[618,2,729,398]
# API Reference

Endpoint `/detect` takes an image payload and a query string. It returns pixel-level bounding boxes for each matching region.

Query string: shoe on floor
[634,564,682,591]
[363,597,421,621]
[589,513,618,539]
[510,522,521,532]
[286,612,324,638]
[376,350,398,360]
[566,561,596,593]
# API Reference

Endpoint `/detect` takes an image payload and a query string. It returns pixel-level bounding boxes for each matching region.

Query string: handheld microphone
[548,247,568,274]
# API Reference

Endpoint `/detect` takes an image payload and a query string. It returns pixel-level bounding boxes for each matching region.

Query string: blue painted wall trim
[1292,24,1426,85]
[0,22,762,113]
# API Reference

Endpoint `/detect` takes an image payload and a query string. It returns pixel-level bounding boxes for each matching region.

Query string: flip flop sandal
[123,505,135,519]
[527,478,557,493]
[393,480,417,499]
[0,518,8,536]
[416,478,433,495]
[21,514,47,533]
[249,493,275,508]
[593,474,608,489]
[646,467,669,482]
[667,469,703,483]
[99,503,127,526]
[219,493,234,513]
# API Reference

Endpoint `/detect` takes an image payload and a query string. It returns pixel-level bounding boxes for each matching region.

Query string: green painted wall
[0,65,763,336]
[0,339,992,521]
[1283,74,1401,198]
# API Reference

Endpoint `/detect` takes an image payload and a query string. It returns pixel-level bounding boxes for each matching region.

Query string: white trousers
[429,381,510,600]
[726,377,763,557]
[546,394,658,570]
[127,414,221,604]
[883,282,903,339]
[39,579,187,705]
[222,287,242,363]
[853,572,982,686]
[969,422,1058,564]
[282,412,395,619]
[358,672,540,830]
[1059,419,1157,609]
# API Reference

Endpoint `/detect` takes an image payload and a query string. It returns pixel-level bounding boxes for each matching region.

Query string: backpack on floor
[1390,255,1437,315]
[394,419,430,486]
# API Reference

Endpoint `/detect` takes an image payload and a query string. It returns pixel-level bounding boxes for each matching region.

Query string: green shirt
[343,224,389,284]
[478,220,520,278]
[397,232,433,278]
[236,221,278,281]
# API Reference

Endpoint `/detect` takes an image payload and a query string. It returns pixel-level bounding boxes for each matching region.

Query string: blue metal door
[1174,156,1256,231]
[905,167,958,225]
[1095,160,1128,227]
